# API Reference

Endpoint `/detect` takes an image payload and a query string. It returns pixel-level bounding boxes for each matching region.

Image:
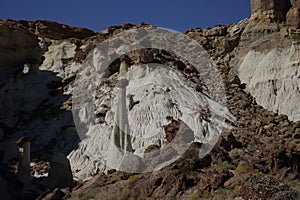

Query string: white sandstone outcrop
[0,24,235,181]
[239,43,300,121]
[39,40,78,78]
[68,62,234,180]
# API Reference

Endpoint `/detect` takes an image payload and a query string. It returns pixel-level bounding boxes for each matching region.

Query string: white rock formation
[0,31,234,180]
[69,62,234,180]
[239,43,300,121]
[39,40,78,78]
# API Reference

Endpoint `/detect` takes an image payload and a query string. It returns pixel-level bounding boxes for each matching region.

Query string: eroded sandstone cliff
[0,1,299,199]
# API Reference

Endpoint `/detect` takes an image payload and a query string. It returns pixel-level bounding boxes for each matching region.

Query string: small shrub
[111,175,120,182]
[119,186,125,191]
[235,165,250,174]
[190,193,200,200]
[128,174,140,180]
[232,185,240,197]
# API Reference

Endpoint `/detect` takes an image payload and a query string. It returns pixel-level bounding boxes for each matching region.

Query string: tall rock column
[111,55,133,153]
[16,136,31,182]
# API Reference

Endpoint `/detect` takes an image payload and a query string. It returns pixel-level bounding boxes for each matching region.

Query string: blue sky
[0,0,250,32]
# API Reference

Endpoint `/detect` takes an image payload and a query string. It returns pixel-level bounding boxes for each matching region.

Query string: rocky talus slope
[0,1,300,199]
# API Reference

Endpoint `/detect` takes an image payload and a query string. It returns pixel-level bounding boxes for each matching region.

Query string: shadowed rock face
[287,0,300,28]
[0,21,42,68]
[48,153,74,189]
[250,0,300,28]
[0,176,9,200]
[286,8,300,27]
[291,0,300,7]
[251,0,291,14]
[250,0,291,21]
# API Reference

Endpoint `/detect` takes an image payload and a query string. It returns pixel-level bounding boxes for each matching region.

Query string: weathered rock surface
[36,188,65,200]
[0,3,300,198]
[7,20,96,40]
[68,60,233,179]
[250,0,291,21]
[238,44,300,121]
[0,20,42,68]
[0,176,10,200]
[287,7,300,28]
[234,0,300,122]
[250,0,300,28]
[239,176,300,200]
[47,153,74,189]
[185,19,247,56]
